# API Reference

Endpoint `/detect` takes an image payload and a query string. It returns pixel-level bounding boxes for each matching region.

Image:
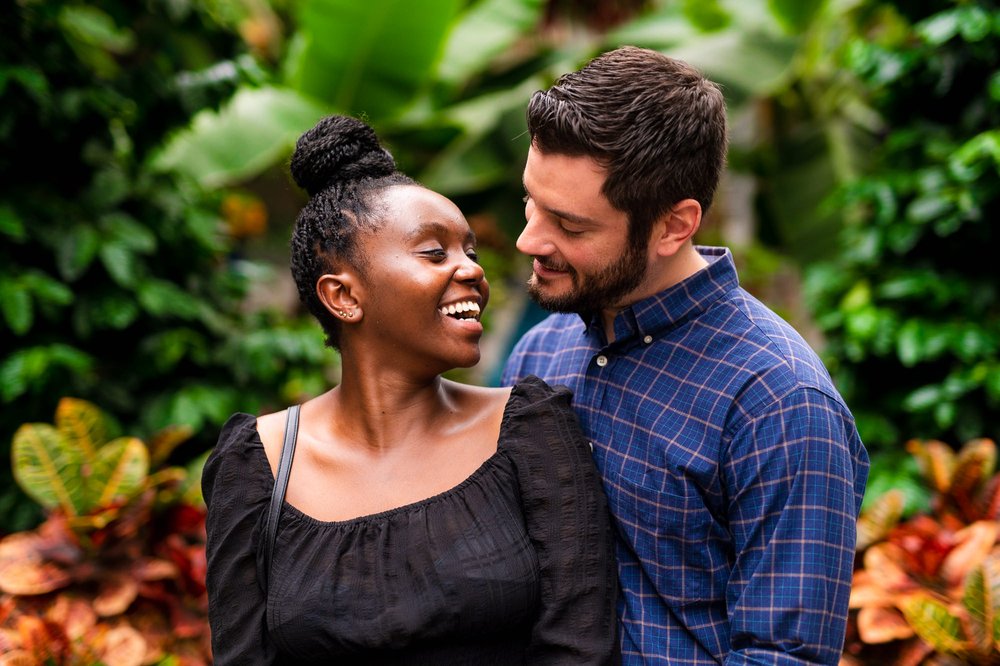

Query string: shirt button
[596,355,608,367]
[588,441,594,452]
[643,335,653,344]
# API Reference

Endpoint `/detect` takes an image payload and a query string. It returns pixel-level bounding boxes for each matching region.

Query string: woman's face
[354,184,489,373]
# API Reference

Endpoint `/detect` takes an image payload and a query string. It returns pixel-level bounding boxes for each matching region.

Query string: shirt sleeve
[505,377,619,665]
[202,413,279,665]
[722,388,868,666]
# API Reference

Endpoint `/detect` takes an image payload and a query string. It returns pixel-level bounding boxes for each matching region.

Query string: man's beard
[526,236,648,314]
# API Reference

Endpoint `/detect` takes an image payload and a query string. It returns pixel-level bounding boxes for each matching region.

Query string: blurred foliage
[804,1,1000,454]
[0,1,339,532]
[0,399,210,665]
[845,437,1000,665]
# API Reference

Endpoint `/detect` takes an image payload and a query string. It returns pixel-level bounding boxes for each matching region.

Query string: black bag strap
[264,404,300,581]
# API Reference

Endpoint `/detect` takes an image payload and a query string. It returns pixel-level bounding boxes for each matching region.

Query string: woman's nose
[455,254,486,283]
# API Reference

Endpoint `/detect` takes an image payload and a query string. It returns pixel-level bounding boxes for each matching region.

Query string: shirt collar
[581,246,739,343]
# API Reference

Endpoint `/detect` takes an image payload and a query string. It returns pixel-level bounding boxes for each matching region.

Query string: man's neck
[599,246,709,343]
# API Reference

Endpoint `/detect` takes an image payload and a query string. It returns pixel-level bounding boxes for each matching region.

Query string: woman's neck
[328,360,457,454]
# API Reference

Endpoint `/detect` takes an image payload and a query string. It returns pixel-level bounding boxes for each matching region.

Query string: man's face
[518,145,649,314]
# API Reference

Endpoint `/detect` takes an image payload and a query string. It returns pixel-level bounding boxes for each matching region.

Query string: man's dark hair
[526,45,728,245]
[289,115,414,348]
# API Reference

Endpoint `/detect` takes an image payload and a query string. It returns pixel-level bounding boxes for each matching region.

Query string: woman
[202,115,618,664]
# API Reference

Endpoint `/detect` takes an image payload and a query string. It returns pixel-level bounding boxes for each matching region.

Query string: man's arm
[722,387,868,666]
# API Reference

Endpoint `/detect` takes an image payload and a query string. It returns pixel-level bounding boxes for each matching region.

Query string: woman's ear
[651,198,702,258]
[316,272,364,323]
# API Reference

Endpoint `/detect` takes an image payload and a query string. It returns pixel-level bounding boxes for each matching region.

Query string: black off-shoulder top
[202,376,618,665]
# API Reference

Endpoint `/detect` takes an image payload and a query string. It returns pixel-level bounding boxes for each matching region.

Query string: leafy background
[2,0,999,663]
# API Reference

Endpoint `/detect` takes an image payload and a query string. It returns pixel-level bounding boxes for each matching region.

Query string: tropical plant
[1,0,339,532]
[804,1,1000,453]
[844,437,1000,665]
[0,398,209,665]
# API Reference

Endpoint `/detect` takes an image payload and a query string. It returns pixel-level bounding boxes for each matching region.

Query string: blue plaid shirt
[502,247,868,665]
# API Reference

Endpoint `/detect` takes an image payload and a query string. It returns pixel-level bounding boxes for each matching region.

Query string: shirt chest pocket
[609,474,727,604]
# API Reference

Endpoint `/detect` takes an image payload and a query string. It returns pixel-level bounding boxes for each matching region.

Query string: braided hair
[289,115,414,349]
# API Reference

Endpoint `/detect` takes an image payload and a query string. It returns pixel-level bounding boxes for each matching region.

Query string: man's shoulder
[713,287,845,402]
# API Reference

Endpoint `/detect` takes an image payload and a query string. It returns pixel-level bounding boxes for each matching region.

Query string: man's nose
[516,213,550,257]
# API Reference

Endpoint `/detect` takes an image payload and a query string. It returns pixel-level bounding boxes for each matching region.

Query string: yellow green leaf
[55,396,105,461]
[901,593,970,654]
[11,423,86,514]
[856,488,905,551]
[907,439,956,493]
[91,437,149,508]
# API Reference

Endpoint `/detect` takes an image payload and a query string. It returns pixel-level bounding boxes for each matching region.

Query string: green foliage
[1,2,339,532]
[804,1,1000,453]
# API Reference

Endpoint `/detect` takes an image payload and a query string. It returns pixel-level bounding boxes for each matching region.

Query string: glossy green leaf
[288,0,461,116]
[55,224,100,281]
[0,205,26,241]
[0,280,32,334]
[23,271,73,307]
[101,213,156,254]
[152,86,328,187]
[138,280,201,319]
[99,242,138,286]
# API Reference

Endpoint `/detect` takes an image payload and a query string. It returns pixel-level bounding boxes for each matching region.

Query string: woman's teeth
[439,301,481,320]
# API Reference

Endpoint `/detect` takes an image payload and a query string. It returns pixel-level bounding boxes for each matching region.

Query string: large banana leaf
[286,0,462,115]
[155,0,461,187]
[436,0,545,87]
[152,86,327,188]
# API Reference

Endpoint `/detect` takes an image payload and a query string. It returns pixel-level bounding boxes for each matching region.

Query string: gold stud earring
[339,309,354,319]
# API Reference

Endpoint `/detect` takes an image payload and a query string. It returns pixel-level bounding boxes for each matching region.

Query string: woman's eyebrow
[404,221,476,244]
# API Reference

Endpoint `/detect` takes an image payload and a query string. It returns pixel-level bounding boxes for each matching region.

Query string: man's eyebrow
[404,221,476,244]
[523,183,600,227]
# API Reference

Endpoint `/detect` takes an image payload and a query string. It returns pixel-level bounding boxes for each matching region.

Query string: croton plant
[843,437,1000,666]
[0,398,210,665]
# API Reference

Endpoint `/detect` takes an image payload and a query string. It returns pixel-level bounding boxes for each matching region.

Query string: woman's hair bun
[290,115,397,196]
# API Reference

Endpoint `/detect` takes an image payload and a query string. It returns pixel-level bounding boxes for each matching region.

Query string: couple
[203,46,869,665]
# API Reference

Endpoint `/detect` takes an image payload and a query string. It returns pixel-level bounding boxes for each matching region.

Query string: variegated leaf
[907,439,956,493]
[90,437,149,509]
[961,554,1000,654]
[900,593,970,655]
[857,605,915,643]
[11,423,86,514]
[940,521,999,588]
[857,488,905,551]
[54,397,107,461]
[951,439,997,517]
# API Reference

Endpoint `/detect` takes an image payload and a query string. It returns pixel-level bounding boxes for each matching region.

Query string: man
[502,46,869,665]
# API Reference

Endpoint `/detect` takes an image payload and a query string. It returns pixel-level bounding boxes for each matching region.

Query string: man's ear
[651,198,702,258]
[316,272,363,323]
